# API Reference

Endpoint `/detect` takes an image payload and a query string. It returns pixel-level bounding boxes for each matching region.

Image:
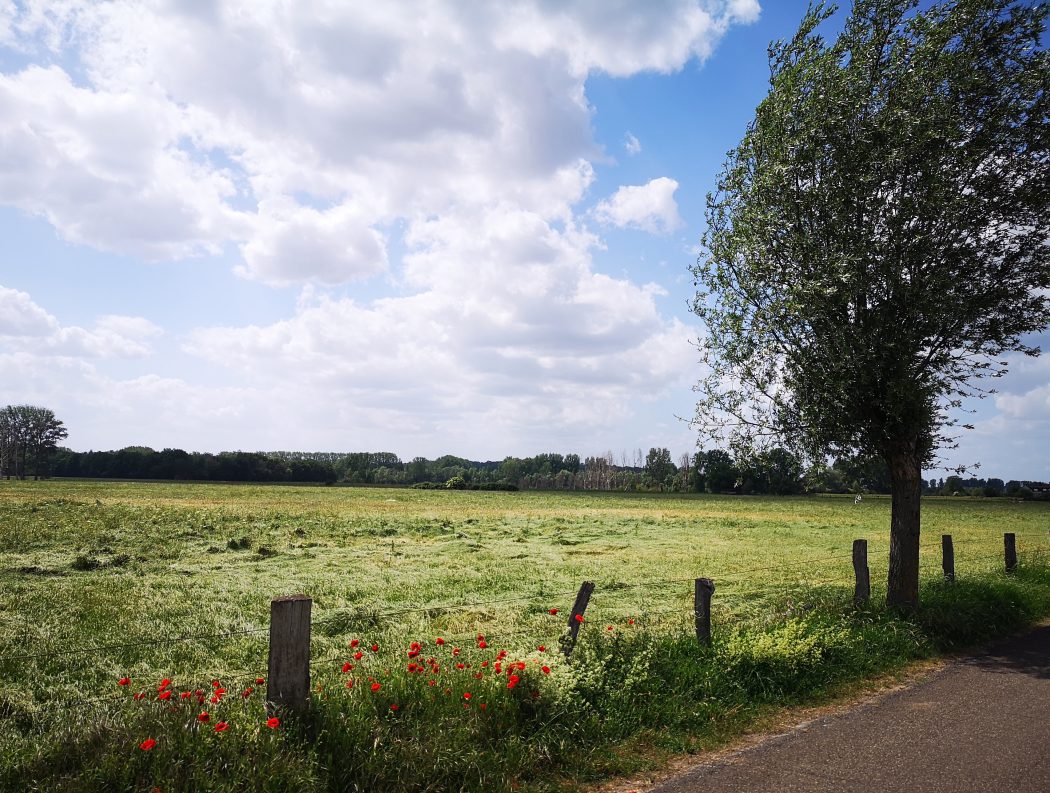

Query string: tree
[644,447,675,488]
[0,405,68,479]
[690,0,1050,608]
[697,449,738,493]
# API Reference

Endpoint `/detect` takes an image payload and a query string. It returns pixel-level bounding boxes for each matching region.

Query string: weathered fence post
[1005,533,1018,574]
[267,595,312,714]
[942,534,955,582]
[562,581,594,658]
[852,539,870,607]
[694,578,715,645]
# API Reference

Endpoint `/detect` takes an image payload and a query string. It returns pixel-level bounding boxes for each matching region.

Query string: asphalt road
[650,624,1050,793]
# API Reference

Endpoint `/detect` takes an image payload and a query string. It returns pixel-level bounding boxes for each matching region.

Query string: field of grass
[1,480,1049,791]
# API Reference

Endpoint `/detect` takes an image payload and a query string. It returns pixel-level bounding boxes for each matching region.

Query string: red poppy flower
[209,694,220,704]
[574,614,584,623]
[507,675,520,689]
[463,692,472,700]
[214,722,229,733]
[350,639,360,648]
[158,690,172,701]
[428,679,436,686]
[495,662,502,673]
[370,644,379,652]
[496,650,507,660]
[435,637,445,645]
[197,712,210,723]
[139,738,157,751]
[477,640,488,649]
[516,662,526,671]
[628,619,635,626]
[480,703,487,711]
[118,677,130,686]
[537,645,546,652]
[481,661,489,668]
[133,692,146,700]
[389,704,399,711]
[266,717,280,728]
[455,662,465,670]
[256,677,265,684]
[542,666,551,675]
[345,679,354,689]
[353,651,363,660]
[548,608,558,615]
[242,687,253,698]
[342,662,353,673]
[371,682,381,692]
[158,678,172,690]
[474,672,483,679]
[211,680,221,689]
[607,625,613,631]
[180,691,191,700]
[213,687,226,697]
[451,647,461,656]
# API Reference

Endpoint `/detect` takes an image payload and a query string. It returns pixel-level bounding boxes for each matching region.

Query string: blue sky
[0,1,1047,481]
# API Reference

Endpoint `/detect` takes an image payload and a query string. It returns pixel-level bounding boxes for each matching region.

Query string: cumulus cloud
[0,285,161,358]
[593,177,684,233]
[184,201,697,441]
[0,0,755,281]
[0,1,757,456]
[624,132,642,156]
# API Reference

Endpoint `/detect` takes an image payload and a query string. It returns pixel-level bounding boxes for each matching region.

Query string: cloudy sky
[0,0,1046,480]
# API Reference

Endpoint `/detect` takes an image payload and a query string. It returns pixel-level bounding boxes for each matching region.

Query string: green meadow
[2,480,1049,791]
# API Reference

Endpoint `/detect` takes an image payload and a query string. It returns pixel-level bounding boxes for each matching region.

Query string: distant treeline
[39,446,1049,498]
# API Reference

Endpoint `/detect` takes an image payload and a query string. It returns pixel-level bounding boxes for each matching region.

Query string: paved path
[651,624,1050,793]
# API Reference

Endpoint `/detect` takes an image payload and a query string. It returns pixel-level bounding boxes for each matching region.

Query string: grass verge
[5,566,1050,792]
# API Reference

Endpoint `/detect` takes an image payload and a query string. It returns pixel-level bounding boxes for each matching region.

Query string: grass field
[2,481,1049,791]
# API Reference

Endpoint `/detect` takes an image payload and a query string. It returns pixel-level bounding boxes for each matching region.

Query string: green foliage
[692,0,1050,467]
[0,404,68,480]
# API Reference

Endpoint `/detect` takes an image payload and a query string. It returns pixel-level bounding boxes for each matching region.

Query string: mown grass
[0,481,1048,791]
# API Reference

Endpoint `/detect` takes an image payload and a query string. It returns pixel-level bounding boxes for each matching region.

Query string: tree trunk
[885,439,923,610]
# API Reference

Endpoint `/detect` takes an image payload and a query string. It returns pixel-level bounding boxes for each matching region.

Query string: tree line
[4,404,1045,497]
[33,441,1050,499]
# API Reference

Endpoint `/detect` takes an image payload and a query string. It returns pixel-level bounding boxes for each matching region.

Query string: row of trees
[35,439,1048,499]
[0,405,68,480]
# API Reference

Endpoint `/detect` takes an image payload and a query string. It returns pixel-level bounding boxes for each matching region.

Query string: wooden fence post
[852,539,870,607]
[267,595,312,714]
[1005,533,1018,574]
[942,534,955,582]
[694,578,715,645]
[562,581,594,658]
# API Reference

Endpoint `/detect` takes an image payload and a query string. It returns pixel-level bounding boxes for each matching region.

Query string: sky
[0,0,1047,481]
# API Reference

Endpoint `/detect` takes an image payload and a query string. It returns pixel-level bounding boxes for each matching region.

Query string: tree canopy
[0,405,69,480]
[691,0,1050,607]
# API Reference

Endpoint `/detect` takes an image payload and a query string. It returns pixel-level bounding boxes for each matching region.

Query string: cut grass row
[1,481,1048,790]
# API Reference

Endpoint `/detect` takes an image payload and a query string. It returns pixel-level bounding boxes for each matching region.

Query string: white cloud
[0,285,161,358]
[0,0,755,282]
[237,200,388,285]
[0,284,58,335]
[184,201,697,443]
[995,384,1050,421]
[624,132,642,156]
[593,177,684,233]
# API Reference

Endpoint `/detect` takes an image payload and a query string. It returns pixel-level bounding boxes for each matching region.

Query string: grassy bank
[1,481,1048,790]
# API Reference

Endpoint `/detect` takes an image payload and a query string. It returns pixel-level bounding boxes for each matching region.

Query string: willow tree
[691,0,1050,608]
